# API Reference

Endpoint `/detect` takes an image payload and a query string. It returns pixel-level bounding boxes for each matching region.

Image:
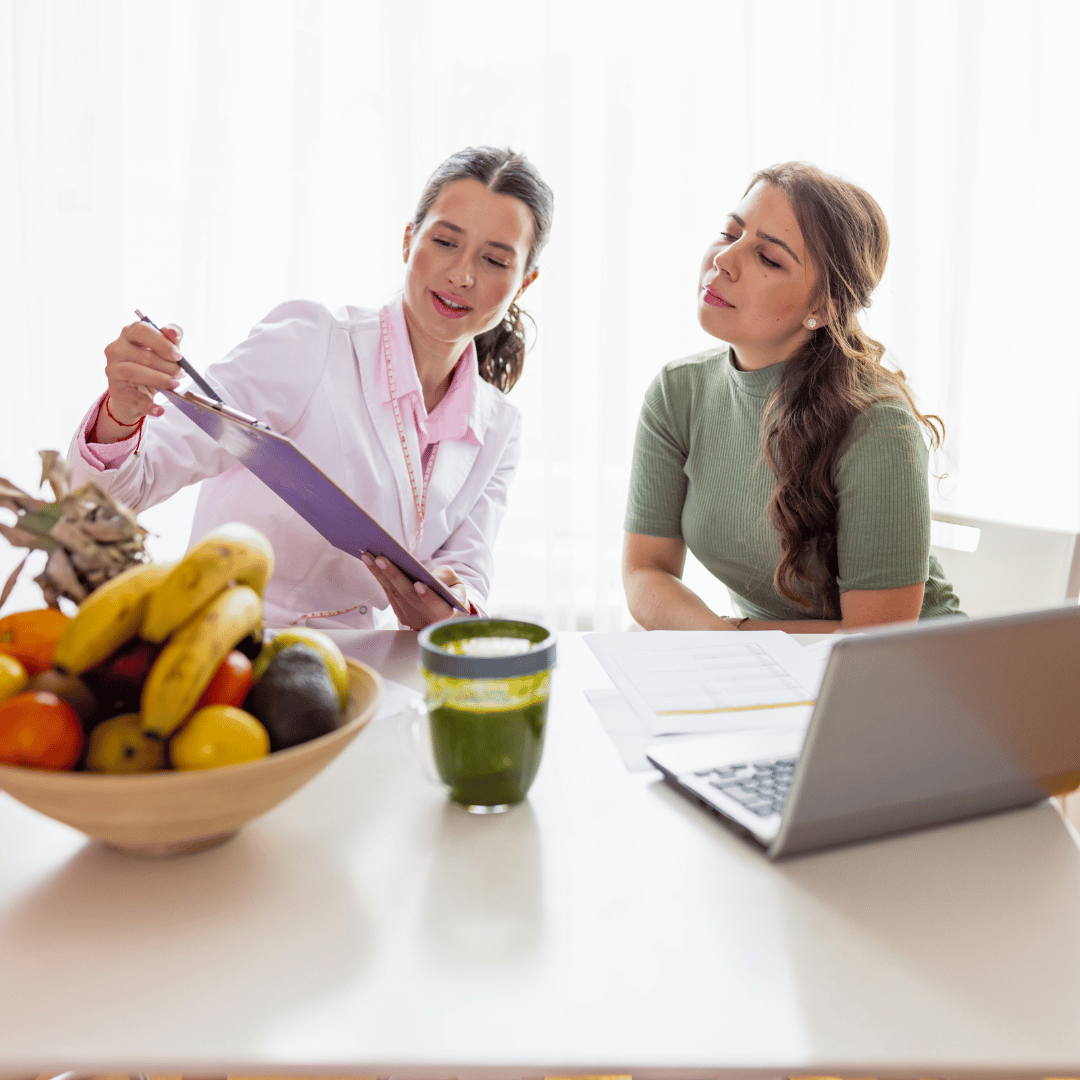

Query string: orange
[0,608,72,677]
[0,691,83,770]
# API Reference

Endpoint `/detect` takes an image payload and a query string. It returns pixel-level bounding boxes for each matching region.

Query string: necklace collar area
[379,295,481,445]
[380,304,440,555]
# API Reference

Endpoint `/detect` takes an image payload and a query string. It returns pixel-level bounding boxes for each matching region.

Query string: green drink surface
[429,699,547,807]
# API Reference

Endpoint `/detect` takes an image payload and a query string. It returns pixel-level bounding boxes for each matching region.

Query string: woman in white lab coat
[66,147,553,630]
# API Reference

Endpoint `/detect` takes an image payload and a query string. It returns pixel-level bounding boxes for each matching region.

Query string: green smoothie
[430,696,547,808]
[419,619,556,811]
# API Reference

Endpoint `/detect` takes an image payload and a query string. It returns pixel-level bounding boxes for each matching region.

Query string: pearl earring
[806,318,817,328]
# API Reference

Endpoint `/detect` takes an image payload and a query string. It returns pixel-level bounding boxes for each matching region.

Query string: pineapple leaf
[0,554,28,613]
[0,522,58,552]
[19,503,64,536]
[38,451,71,501]
[0,478,46,513]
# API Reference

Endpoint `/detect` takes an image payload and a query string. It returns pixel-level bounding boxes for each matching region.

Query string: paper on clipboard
[163,389,467,612]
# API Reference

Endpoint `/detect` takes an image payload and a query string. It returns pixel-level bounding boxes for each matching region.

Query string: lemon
[170,705,270,770]
[0,653,28,704]
[252,628,348,710]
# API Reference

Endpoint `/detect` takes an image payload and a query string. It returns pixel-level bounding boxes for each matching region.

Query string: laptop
[646,604,1080,859]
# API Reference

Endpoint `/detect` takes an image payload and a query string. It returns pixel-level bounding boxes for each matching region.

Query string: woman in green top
[623,162,962,631]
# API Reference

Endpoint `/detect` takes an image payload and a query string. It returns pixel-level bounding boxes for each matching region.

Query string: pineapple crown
[0,451,147,611]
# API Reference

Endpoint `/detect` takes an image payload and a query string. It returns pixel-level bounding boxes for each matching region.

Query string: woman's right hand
[95,320,185,441]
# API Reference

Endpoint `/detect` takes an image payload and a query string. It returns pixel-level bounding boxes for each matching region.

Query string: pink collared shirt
[376,295,483,459]
[77,295,482,470]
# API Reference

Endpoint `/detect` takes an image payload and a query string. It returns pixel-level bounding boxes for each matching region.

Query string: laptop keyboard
[695,757,798,817]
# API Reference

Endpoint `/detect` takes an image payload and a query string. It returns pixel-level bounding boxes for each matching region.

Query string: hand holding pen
[95,315,186,442]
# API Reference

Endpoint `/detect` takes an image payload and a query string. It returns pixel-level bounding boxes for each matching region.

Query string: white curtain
[2,0,1078,629]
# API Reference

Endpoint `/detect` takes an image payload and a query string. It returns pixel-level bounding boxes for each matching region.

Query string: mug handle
[399,697,442,787]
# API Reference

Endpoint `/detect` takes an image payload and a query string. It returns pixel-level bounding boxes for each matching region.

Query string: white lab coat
[66,300,522,629]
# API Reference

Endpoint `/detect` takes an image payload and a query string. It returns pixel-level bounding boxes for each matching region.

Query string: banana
[140,583,262,738]
[141,522,274,644]
[53,561,173,675]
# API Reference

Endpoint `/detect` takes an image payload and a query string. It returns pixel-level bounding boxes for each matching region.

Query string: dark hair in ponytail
[752,162,944,618]
[411,146,554,393]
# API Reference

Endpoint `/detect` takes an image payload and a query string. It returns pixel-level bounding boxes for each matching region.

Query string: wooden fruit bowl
[0,658,381,856]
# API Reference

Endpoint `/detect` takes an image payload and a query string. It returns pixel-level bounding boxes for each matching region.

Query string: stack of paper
[585,631,829,771]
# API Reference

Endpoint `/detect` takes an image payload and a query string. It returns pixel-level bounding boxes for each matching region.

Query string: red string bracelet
[103,394,146,454]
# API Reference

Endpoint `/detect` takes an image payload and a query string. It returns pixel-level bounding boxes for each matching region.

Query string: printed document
[585,631,820,736]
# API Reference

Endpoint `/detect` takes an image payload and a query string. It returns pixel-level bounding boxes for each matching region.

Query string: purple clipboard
[163,389,468,613]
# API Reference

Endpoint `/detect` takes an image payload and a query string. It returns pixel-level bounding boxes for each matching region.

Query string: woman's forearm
[624,566,732,630]
[732,582,926,633]
[91,405,141,445]
[738,617,842,633]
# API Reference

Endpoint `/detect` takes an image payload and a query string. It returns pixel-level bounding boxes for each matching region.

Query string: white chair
[931,510,1080,619]
[932,510,1080,827]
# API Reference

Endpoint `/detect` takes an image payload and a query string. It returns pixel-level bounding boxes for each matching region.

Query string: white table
[2,632,1080,1078]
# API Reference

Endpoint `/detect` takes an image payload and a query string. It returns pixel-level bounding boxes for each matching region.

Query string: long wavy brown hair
[411,147,554,393]
[753,162,943,618]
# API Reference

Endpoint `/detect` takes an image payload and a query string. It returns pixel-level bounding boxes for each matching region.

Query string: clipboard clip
[183,390,275,432]
[136,308,272,433]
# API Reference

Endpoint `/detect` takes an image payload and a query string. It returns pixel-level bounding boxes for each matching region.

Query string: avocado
[242,644,341,751]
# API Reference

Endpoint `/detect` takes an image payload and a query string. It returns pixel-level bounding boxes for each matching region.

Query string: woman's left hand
[362,554,469,630]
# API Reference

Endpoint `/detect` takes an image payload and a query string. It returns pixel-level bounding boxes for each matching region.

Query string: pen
[134,309,224,404]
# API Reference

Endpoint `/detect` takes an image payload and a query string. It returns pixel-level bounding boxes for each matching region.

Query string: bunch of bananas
[53,522,274,738]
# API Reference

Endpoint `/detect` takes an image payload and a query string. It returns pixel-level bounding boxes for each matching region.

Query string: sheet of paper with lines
[585,631,821,736]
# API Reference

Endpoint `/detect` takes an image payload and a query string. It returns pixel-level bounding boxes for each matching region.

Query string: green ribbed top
[624,347,962,621]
